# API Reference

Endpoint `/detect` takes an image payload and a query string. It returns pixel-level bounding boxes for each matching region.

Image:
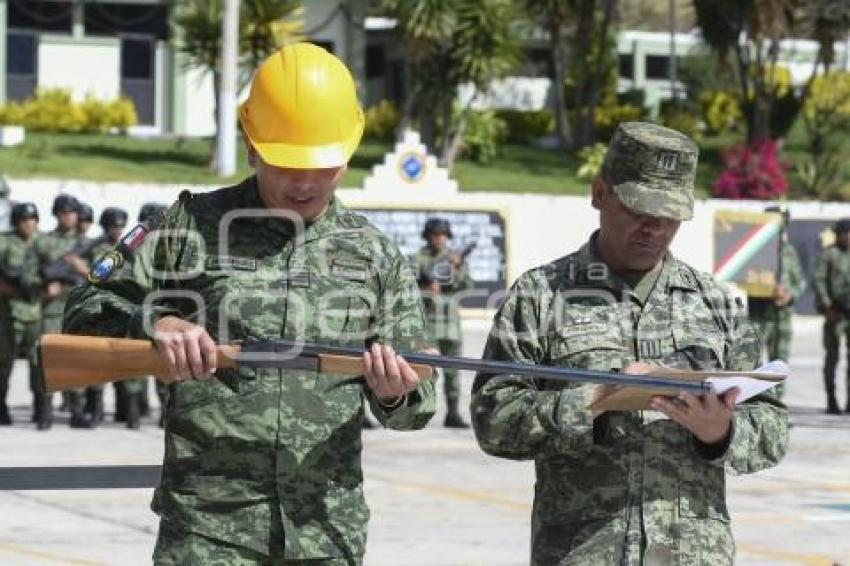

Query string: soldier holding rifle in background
[414,218,474,428]
[30,194,93,429]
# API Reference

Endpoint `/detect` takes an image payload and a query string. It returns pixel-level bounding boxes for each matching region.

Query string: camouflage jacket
[0,231,42,322]
[63,176,436,560]
[471,235,788,565]
[812,245,850,314]
[30,228,85,318]
[412,246,473,342]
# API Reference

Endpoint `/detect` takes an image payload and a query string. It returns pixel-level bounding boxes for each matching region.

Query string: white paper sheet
[706,360,789,403]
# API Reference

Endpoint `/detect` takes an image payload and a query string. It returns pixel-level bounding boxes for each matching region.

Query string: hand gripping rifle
[37,334,736,397]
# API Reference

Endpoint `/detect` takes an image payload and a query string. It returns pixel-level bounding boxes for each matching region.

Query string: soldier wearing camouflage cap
[472,122,787,564]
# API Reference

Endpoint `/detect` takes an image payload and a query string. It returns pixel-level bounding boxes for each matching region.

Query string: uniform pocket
[549,324,625,373]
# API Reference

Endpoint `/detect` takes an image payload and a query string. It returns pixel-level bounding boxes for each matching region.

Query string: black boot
[139,385,151,417]
[69,393,95,429]
[87,389,104,424]
[36,393,52,431]
[126,393,141,430]
[115,387,127,422]
[0,402,12,426]
[827,395,841,415]
[444,399,470,429]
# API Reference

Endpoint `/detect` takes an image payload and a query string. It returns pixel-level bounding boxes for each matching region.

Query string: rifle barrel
[242,340,711,394]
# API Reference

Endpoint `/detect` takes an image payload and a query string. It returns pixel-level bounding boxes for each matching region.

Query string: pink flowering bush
[713,139,789,199]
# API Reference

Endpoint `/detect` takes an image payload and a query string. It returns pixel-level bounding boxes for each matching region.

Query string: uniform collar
[240,175,343,242]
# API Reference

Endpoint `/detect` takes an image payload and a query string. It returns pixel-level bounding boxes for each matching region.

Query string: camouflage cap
[603,122,698,221]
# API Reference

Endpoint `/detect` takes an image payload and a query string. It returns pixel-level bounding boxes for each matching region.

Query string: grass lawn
[1,128,847,198]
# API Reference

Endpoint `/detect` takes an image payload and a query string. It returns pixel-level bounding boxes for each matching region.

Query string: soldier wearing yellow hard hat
[64,42,436,563]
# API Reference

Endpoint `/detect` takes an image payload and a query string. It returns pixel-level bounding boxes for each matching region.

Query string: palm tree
[172,0,303,168]
[381,0,519,168]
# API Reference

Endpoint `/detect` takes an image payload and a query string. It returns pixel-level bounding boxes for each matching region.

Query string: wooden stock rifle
[33,334,786,404]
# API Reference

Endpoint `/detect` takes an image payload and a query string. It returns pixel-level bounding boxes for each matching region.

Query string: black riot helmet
[78,203,94,223]
[138,203,167,223]
[421,218,452,240]
[99,207,129,231]
[11,202,39,224]
[52,194,79,216]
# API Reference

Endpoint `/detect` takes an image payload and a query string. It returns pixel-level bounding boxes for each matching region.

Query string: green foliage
[659,102,701,141]
[591,104,645,142]
[459,109,508,163]
[576,142,607,181]
[173,0,302,73]
[699,90,741,134]
[0,89,137,133]
[364,100,400,142]
[495,109,554,143]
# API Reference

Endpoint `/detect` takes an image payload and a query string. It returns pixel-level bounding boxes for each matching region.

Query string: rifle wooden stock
[38,334,434,393]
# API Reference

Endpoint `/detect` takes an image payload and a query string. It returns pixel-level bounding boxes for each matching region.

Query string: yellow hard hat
[238,42,364,169]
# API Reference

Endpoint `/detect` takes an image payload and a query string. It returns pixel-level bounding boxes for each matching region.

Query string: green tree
[692,0,849,142]
[172,0,302,168]
[381,0,520,169]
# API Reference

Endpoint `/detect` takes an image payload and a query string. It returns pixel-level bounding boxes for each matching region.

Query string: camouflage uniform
[747,240,805,398]
[0,230,42,423]
[63,177,436,563]
[413,243,472,420]
[30,227,86,426]
[471,123,788,565]
[812,239,850,412]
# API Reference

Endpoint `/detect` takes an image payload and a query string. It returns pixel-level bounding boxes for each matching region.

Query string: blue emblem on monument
[400,153,425,182]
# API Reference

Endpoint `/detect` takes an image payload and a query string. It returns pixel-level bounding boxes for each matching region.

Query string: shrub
[659,102,701,141]
[592,104,645,142]
[460,109,508,163]
[494,109,554,143]
[0,89,137,133]
[363,100,400,142]
[699,90,741,134]
[576,142,608,181]
[713,139,789,199]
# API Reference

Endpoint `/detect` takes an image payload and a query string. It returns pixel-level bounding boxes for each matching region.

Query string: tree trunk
[209,70,222,170]
[441,94,476,170]
[550,18,571,148]
[571,0,596,149]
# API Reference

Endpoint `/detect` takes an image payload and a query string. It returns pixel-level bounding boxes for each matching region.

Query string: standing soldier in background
[747,207,805,399]
[472,123,787,564]
[30,194,92,429]
[415,218,473,428]
[1,203,43,426]
[0,203,42,424]
[813,218,850,415]
[83,207,139,427]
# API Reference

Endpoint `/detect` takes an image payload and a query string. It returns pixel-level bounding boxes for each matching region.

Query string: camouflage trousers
[823,319,850,402]
[15,319,40,392]
[750,306,792,399]
[153,519,360,566]
[437,339,461,402]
